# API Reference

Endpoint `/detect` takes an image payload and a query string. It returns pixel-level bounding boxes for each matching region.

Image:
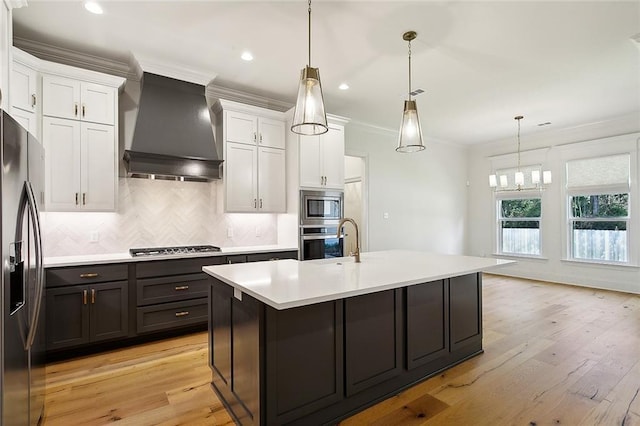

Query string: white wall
[467,113,640,294]
[345,122,468,255]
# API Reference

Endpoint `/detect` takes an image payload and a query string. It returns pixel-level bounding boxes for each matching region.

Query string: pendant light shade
[291,66,328,135]
[291,0,328,136]
[397,100,424,152]
[397,31,425,153]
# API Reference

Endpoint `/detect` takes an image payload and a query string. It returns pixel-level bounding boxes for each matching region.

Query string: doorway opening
[344,155,368,253]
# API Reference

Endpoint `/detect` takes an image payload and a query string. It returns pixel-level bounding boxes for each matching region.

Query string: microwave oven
[300,190,343,225]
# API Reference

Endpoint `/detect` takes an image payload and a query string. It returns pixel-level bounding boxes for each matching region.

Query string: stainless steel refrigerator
[1,109,45,426]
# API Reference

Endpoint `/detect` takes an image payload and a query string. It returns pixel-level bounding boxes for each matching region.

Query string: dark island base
[208,273,482,425]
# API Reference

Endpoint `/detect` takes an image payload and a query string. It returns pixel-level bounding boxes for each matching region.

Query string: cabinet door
[42,74,81,120]
[449,274,482,352]
[407,280,449,369]
[225,111,257,145]
[80,82,116,125]
[258,147,286,212]
[43,117,81,211]
[89,281,129,343]
[46,286,90,350]
[10,61,37,113]
[10,108,38,136]
[321,124,345,189]
[225,142,258,212]
[298,135,322,188]
[258,117,285,149]
[81,122,116,211]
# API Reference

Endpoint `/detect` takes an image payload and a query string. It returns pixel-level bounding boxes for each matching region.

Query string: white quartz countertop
[203,250,514,310]
[44,245,298,268]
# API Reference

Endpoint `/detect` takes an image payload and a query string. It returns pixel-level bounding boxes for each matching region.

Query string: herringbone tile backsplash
[41,178,278,256]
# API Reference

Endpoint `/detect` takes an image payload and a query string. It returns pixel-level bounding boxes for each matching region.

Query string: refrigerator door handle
[23,181,44,350]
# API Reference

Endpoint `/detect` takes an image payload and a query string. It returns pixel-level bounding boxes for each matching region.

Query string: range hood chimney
[125,71,222,181]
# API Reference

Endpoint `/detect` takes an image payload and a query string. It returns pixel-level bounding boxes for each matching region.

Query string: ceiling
[12,1,640,145]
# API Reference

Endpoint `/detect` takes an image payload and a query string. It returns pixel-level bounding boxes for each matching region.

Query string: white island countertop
[203,250,514,310]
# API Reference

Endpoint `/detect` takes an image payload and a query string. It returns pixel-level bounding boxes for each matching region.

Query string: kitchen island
[203,250,512,425]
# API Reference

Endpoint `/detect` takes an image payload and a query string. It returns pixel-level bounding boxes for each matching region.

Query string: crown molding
[207,84,292,112]
[7,0,28,9]
[130,53,216,86]
[13,37,135,80]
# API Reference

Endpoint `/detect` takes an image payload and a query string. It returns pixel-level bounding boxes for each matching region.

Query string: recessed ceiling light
[241,51,254,61]
[84,1,103,14]
[338,83,349,90]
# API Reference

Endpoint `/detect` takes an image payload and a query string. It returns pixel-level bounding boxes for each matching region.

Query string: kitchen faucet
[337,218,360,263]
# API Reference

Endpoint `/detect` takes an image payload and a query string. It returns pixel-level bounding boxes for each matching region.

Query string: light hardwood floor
[43,275,640,425]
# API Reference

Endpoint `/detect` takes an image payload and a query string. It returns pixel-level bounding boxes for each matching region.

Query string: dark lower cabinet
[209,273,484,426]
[449,274,482,352]
[46,280,128,351]
[345,289,402,396]
[406,280,449,369]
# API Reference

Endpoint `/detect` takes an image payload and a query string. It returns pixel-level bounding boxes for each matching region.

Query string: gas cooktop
[129,245,222,257]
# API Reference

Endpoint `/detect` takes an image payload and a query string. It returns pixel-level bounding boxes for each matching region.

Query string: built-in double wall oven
[299,190,344,260]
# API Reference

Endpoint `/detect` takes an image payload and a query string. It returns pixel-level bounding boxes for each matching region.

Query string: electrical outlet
[383,212,389,219]
[227,227,234,238]
[89,231,100,243]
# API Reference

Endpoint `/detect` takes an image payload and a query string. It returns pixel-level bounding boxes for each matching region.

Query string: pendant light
[397,31,425,153]
[489,115,552,191]
[291,0,328,136]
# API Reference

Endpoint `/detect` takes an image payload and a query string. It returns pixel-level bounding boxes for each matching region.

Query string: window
[566,154,630,263]
[498,197,542,256]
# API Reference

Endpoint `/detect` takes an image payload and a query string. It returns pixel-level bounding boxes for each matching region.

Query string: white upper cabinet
[39,62,124,212]
[11,61,37,113]
[42,117,116,211]
[215,99,287,213]
[299,123,345,190]
[225,110,285,149]
[10,48,41,137]
[42,74,116,125]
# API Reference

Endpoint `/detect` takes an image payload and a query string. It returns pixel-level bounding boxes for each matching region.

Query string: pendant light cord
[408,39,412,100]
[308,0,312,67]
[516,116,522,171]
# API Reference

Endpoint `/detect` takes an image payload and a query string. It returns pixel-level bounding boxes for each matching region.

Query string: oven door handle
[302,234,345,241]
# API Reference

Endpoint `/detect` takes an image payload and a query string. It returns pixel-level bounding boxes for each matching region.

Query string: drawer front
[137,299,208,334]
[137,274,209,306]
[247,250,298,262]
[135,256,225,278]
[46,264,129,287]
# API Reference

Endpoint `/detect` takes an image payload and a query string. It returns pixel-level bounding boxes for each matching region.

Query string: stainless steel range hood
[124,72,222,181]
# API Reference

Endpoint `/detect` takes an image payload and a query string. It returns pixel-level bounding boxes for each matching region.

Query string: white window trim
[558,134,638,267]
[495,193,544,258]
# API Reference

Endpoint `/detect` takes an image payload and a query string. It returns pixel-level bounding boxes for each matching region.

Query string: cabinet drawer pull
[31,94,36,107]
[253,132,257,142]
[80,273,99,279]
[82,104,86,117]
[259,198,263,208]
[75,192,79,205]
[74,103,78,116]
[83,289,88,305]
[174,285,189,291]
[83,193,86,205]
[253,198,257,208]
[91,289,96,304]
[259,133,263,143]
[175,311,190,317]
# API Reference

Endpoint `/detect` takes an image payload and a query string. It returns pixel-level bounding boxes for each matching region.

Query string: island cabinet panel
[344,289,403,396]
[210,281,233,386]
[265,301,343,425]
[406,280,449,369]
[449,273,483,352]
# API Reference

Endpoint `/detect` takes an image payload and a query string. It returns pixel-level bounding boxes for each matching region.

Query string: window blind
[566,154,630,189]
